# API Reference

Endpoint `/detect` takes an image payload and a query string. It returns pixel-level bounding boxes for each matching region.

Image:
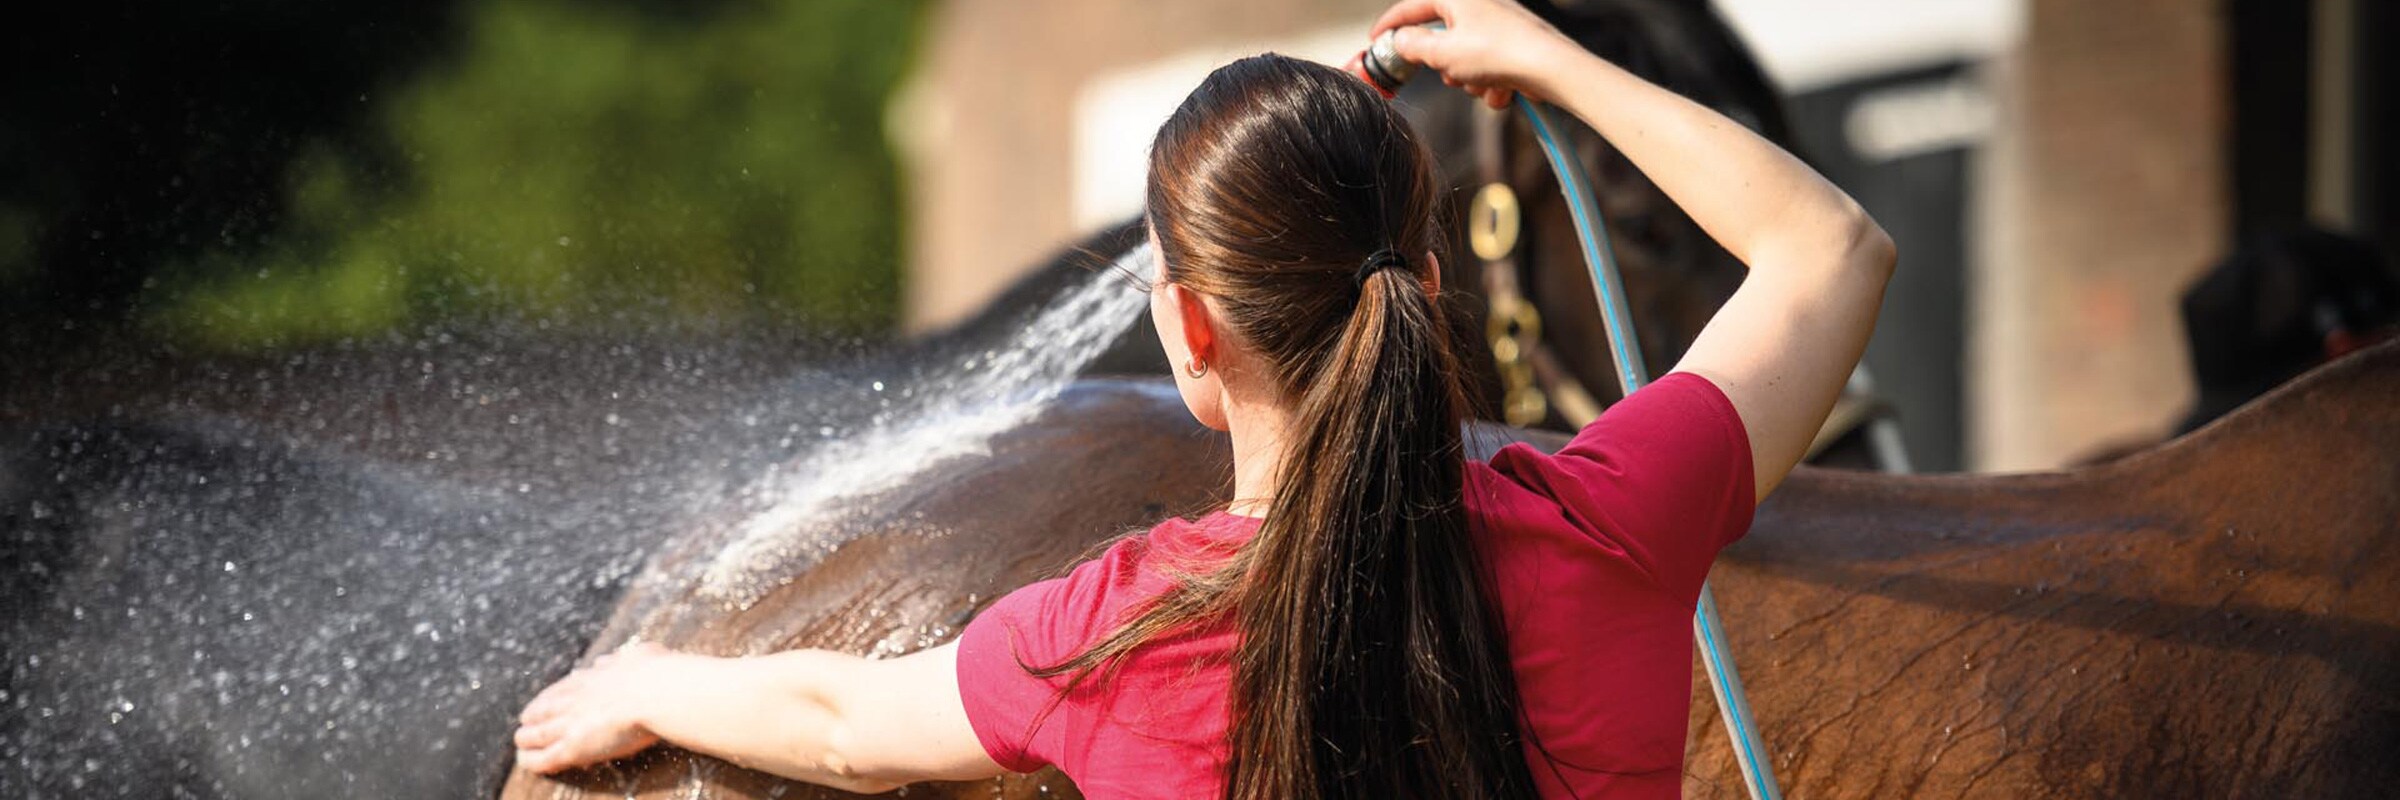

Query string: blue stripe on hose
[1515,97,1645,392]
[1699,589,1780,800]
[1516,95,1783,800]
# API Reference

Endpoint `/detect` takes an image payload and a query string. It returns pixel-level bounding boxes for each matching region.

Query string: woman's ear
[1173,283,1217,365]
[1424,250,1443,297]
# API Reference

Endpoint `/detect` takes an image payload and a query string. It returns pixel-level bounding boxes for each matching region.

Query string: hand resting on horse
[512,640,990,792]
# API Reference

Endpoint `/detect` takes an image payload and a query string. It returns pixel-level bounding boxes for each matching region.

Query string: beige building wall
[893,0,1387,334]
[1970,0,2227,471]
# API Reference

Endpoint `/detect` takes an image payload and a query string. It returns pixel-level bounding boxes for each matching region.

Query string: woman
[510,0,1894,796]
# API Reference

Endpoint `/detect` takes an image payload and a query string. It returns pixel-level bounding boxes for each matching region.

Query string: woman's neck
[1223,392,1294,520]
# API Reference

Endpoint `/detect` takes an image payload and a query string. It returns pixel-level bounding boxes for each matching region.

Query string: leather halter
[1466,105,1883,455]
[1469,105,1600,427]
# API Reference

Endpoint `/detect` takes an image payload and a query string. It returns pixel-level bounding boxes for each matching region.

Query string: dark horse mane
[1523,0,1795,142]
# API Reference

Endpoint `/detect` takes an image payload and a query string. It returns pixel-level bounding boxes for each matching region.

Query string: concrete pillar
[1970,0,2227,470]
[894,0,1385,335]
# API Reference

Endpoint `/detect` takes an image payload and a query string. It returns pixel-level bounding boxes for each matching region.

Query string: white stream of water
[696,245,1157,604]
[0,244,1159,795]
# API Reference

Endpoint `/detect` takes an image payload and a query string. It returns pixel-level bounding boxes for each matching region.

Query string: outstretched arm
[1372,0,1896,500]
[513,641,1001,791]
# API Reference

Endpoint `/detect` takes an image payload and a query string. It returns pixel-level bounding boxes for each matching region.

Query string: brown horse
[499,339,2399,799]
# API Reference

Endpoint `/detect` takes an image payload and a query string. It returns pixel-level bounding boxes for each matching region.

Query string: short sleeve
[953,538,1145,773]
[1480,371,1756,599]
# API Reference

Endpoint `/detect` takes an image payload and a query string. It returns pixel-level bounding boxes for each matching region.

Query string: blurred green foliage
[150,0,926,349]
[0,203,33,283]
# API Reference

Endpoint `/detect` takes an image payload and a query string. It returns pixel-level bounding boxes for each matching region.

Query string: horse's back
[1689,340,2400,799]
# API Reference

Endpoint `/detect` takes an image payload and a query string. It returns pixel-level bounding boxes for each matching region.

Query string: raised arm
[1371,0,1895,500]
[512,641,1001,791]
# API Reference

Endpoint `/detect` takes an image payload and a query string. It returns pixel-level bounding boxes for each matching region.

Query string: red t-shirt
[954,371,1756,799]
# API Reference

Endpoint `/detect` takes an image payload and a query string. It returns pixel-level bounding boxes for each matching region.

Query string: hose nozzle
[1359,29,1417,95]
[1352,23,1442,98]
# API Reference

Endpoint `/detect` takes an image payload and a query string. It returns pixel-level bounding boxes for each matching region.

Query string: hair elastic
[1355,248,1409,286]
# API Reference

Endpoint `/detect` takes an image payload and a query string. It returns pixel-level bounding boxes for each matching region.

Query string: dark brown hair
[1033,54,1539,799]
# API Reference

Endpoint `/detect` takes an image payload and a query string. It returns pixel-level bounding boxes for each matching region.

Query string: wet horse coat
[1686,341,2400,798]
[500,340,2400,799]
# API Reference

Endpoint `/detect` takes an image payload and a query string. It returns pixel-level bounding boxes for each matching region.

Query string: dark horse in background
[4,1,2394,799]
[1072,0,1889,467]
[881,0,1840,507]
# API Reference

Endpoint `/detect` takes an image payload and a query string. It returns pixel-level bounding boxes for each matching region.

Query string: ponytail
[1223,258,1538,799]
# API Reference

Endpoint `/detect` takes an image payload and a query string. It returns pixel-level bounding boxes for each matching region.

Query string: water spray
[1355,24,1786,800]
